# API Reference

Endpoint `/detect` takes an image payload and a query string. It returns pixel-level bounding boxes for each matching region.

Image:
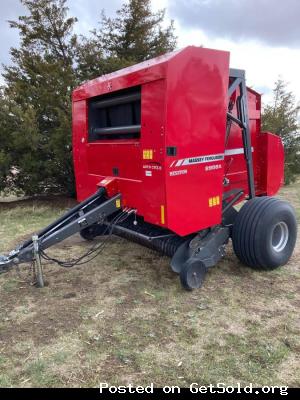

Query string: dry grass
[0,185,299,388]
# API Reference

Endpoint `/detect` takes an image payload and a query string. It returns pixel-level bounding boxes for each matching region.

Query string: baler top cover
[72,46,284,236]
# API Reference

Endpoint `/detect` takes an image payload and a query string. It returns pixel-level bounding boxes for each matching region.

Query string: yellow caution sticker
[209,196,220,207]
[116,199,121,208]
[160,205,165,224]
[143,149,153,160]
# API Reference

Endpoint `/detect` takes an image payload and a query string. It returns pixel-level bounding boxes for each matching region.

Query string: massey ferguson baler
[0,46,297,290]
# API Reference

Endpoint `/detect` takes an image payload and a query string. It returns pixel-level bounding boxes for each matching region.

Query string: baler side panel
[73,100,91,201]
[256,132,284,196]
[86,144,141,180]
[74,80,168,217]
[72,56,170,208]
[165,47,230,236]
[139,80,167,226]
[82,83,145,209]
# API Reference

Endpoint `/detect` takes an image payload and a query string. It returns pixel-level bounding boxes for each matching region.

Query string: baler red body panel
[72,46,284,236]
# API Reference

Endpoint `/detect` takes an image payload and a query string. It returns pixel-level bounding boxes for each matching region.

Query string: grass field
[0,184,299,388]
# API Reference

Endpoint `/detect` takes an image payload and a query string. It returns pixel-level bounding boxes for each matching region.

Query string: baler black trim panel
[88,85,141,141]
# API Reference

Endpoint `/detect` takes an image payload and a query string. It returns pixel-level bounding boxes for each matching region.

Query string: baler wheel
[232,197,297,270]
[179,261,207,290]
[80,224,107,241]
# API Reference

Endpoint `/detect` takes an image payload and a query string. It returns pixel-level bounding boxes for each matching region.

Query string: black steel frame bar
[227,70,256,199]
[93,125,141,136]
[91,92,141,109]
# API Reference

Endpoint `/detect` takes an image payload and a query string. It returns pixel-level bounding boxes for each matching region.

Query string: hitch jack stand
[32,235,44,288]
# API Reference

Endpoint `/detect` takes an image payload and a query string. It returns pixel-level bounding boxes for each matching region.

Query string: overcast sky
[1,0,300,104]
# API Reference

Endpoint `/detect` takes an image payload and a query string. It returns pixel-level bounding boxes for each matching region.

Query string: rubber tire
[232,197,297,270]
[180,261,207,291]
[80,224,107,241]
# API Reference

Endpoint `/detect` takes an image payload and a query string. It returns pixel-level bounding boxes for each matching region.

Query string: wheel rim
[271,222,289,252]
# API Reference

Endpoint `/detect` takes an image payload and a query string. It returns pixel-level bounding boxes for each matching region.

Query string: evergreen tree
[75,35,131,82]
[1,0,77,195]
[0,89,13,193]
[262,79,300,184]
[78,0,176,78]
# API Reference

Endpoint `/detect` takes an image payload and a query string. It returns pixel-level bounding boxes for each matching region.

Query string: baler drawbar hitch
[0,187,122,274]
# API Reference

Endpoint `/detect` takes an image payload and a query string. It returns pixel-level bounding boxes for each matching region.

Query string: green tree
[100,0,176,61]
[1,0,77,195]
[262,79,300,184]
[75,35,131,82]
[0,89,13,193]
[77,0,176,80]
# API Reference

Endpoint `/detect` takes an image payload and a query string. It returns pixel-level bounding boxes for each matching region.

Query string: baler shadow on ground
[0,183,299,388]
